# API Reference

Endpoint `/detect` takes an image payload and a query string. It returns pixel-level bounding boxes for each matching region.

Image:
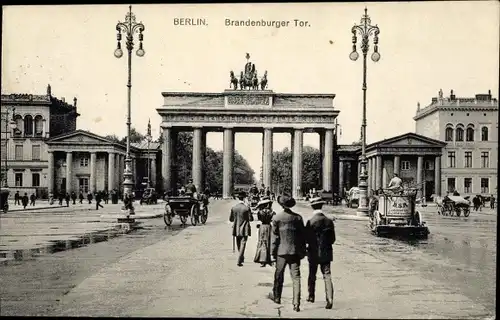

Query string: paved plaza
[0,199,495,318]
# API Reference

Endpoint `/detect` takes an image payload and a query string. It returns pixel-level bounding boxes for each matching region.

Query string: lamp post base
[356,162,370,217]
[122,157,135,215]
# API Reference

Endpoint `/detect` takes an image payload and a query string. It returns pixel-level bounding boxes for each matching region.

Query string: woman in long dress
[254,197,276,267]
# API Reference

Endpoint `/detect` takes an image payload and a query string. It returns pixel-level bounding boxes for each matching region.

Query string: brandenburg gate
[157,55,339,199]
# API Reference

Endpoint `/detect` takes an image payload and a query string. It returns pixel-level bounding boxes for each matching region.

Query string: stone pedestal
[223,128,234,199]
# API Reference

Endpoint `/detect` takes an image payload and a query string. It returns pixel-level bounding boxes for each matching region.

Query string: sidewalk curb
[0,223,138,266]
[100,213,163,220]
[7,205,57,213]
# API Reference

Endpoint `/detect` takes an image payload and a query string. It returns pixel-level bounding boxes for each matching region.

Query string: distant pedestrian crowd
[48,189,122,210]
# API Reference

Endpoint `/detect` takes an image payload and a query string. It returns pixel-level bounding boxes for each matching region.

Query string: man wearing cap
[184,178,197,197]
[268,194,307,312]
[229,190,253,267]
[305,196,335,310]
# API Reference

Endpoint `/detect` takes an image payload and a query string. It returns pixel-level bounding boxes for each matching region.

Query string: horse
[252,73,259,90]
[229,71,238,90]
[260,71,268,90]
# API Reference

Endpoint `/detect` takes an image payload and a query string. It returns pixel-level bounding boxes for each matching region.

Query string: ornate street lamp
[3,107,18,188]
[114,5,145,213]
[350,7,380,216]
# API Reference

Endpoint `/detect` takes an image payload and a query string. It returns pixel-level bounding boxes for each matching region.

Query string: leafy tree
[104,134,121,143]
[269,146,322,195]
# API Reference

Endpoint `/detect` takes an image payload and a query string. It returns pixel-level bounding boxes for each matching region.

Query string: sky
[2,2,499,179]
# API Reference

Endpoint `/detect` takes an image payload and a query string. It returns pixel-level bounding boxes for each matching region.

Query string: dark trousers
[308,261,334,302]
[273,255,301,306]
[96,201,104,210]
[235,236,248,264]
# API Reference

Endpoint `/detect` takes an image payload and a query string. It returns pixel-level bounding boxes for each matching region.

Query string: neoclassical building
[414,89,498,196]
[1,85,79,198]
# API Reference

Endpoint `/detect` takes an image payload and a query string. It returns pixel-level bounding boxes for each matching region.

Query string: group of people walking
[229,191,336,312]
[13,191,36,209]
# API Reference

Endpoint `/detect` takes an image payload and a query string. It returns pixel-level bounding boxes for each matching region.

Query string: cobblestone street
[0,200,494,318]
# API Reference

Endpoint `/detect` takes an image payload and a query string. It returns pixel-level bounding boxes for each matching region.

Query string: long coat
[305,212,336,263]
[271,208,307,258]
[230,201,253,237]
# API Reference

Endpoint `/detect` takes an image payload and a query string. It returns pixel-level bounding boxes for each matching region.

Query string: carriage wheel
[463,207,470,217]
[163,204,173,226]
[201,207,208,224]
[180,214,187,225]
[190,205,198,226]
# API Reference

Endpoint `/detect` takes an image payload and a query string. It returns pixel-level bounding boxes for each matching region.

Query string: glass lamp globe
[371,51,381,62]
[349,51,359,61]
[114,48,123,58]
[136,48,145,57]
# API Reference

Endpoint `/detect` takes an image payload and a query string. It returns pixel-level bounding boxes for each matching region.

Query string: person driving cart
[249,184,259,196]
[387,173,403,193]
[184,178,197,198]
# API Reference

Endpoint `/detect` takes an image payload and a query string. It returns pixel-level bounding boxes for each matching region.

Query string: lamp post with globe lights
[349,7,380,216]
[114,5,145,214]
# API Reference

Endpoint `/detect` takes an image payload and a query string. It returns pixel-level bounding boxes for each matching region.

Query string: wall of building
[415,112,440,140]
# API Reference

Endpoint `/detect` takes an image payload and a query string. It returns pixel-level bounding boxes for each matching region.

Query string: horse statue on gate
[252,72,259,90]
[229,71,238,90]
[260,71,268,90]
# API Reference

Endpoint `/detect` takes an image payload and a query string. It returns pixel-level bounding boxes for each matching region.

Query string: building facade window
[34,115,44,135]
[24,115,33,136]
[481,178,489,194]
[32,173,40,187]
[424,160,433,170]
[447,151,456,168]
[466,126,474,141]
[0,140,6,160]
[14,115,23,136]
[401,161,410,170]
[447,177,456,193]
[455,126,464,141]
[481,151,489,168]
[464,151,473,168]
[481,127,489,141]
[15,145,23,160]
[80,157,89,167]
[32,145,41,161]
[464,178,472,193]
[79,177,89,193]
[445,127,453,141]
[15,173,23,187]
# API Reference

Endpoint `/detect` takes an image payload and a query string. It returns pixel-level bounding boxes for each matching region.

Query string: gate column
[161,126,173,194]
[192,127,203,191]
[262,127,273,191]
[323,129,334,192]
[223,127,234,199]
[292,129,303,199]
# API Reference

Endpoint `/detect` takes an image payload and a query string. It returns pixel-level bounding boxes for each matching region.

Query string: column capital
[160,124,172,129]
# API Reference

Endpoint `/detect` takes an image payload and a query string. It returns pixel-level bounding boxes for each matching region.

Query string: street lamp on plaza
[114,5,145,212]
[349,7,380,216]
[2,107,18,188]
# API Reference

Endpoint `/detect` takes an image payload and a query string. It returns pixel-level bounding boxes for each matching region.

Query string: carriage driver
[185,178,197,198]
[388,173,403,192]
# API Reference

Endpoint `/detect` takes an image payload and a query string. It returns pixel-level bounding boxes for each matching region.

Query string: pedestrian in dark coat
[491,195,495,209]
[29,193,36,206]
[58,193,64,206]
[87,192,93,204]
[229,190,253,267]
[268,194,307,312]
[65,193,70,207]
[71,191,77,205]
[14,191,20,205]
[95,192,104,210]
[22,193,29,209]
[79,191,84,204]
[305,196,335,309]
[103,191,109,204]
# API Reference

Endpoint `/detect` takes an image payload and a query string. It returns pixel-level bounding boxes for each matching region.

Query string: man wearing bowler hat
[305,196,336,309]
[268,194,307,312]
[229,190,253,267]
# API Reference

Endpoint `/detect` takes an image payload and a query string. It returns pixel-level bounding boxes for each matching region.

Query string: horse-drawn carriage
[163,193,209,227]
[0,187,10,213]
[436,195,471,217]
[370,188,429,238]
